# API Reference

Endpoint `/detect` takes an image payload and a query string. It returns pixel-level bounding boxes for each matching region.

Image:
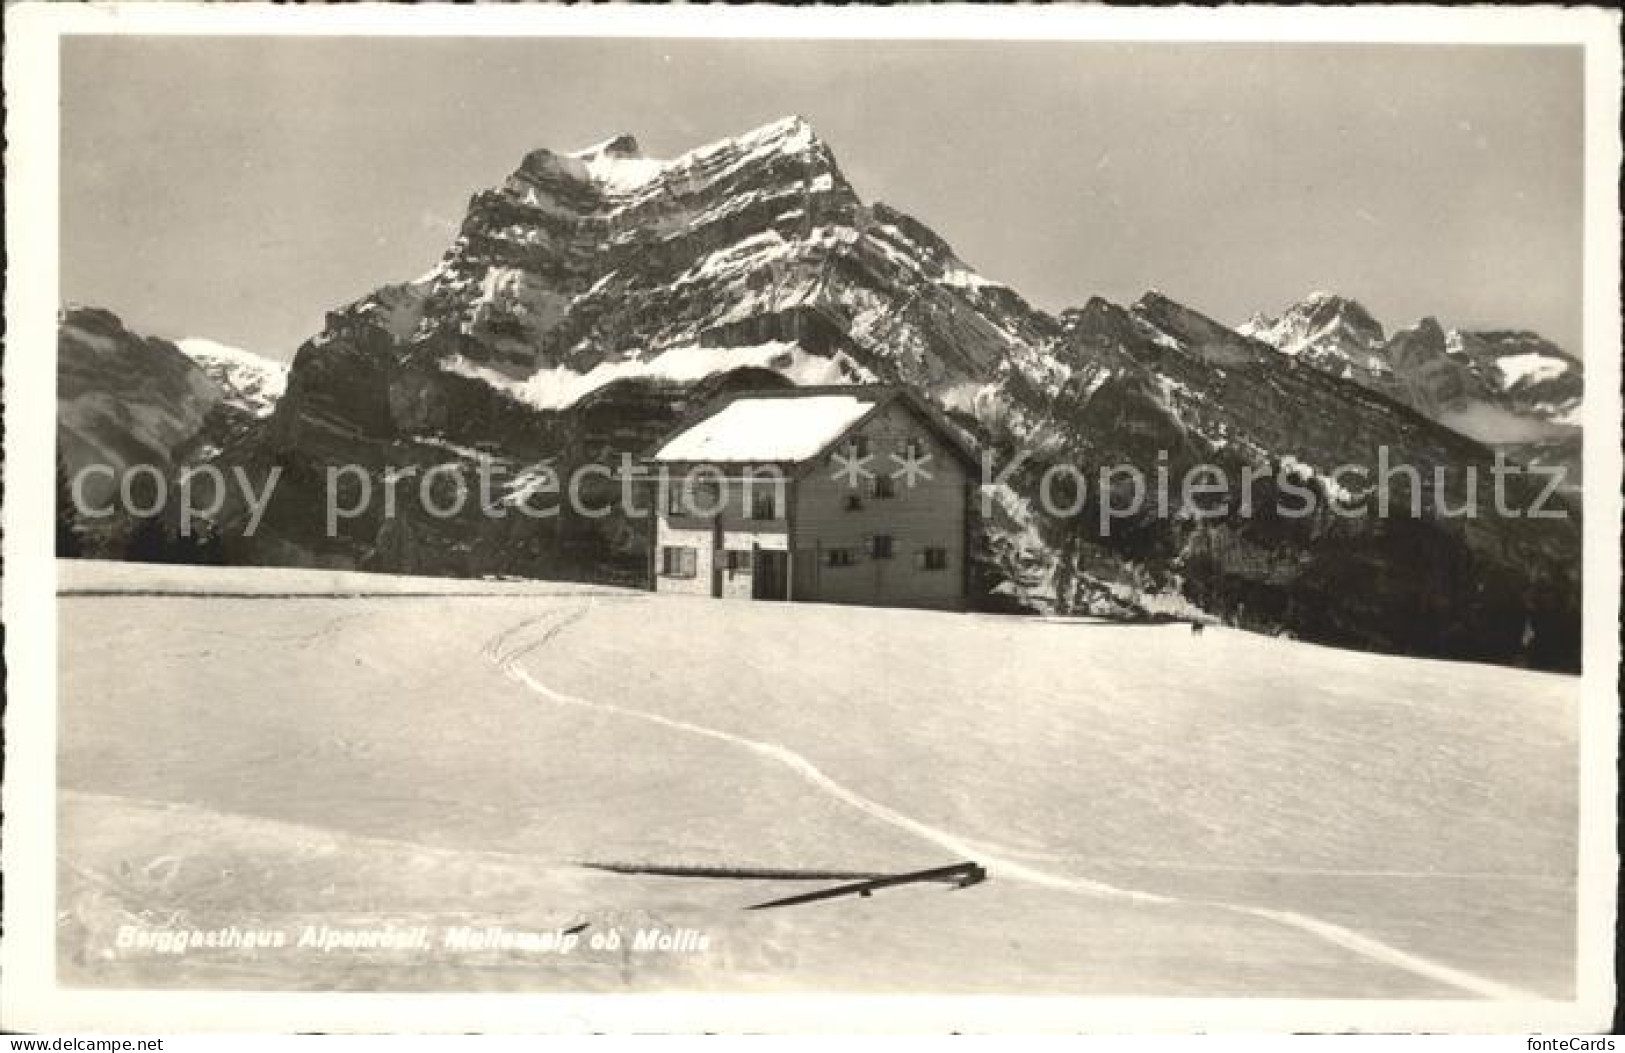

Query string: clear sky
[60,36,1584,362]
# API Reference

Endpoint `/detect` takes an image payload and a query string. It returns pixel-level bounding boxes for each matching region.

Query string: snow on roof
[652,393,880,463]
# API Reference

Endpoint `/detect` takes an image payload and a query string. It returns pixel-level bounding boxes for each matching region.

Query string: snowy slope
[58,561,1577,999]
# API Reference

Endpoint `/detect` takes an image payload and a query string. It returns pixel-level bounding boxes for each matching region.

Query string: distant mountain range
[56,117,1583,670]
[1240,291,1581,488]
[1243,291,1580,429]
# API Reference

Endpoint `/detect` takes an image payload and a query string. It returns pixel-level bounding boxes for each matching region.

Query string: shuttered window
[661,546,698,578]
[917,547,950,571]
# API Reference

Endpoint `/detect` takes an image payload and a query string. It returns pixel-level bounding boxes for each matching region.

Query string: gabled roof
[648,384,980,469]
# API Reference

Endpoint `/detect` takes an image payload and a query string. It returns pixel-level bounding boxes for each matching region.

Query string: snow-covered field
[56,561,1578,997]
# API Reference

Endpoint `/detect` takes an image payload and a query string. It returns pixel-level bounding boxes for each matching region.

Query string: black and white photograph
[2,3,1619,1036]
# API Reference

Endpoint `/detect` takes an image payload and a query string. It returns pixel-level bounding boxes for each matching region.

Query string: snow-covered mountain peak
[1305,293,1380,329]
[656,115,828,178]
[176,337,289,419]
[729,114,818,150]
[507,117,838,208]
[1240,290,1386,358]
[324,113,1038,408]
[1299,289,1362,311]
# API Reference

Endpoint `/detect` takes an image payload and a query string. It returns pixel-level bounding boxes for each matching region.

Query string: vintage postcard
[3,2,1619,1035]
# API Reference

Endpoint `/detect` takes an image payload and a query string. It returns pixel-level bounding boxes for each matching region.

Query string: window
[851,435,871,458]
[749,485,780,521]
[917,546,950,571]
[725,549,753,574]
[667,472,722,517]
[844,494,863,512]
[825,548,856,568]
[660,546,698,578]
[665,481,718,516]
[870,534,894,559]
[904,436,928,460]
[868,474,896,499]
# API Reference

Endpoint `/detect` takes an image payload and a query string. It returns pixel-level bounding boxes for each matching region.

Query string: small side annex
[645,385,978,611]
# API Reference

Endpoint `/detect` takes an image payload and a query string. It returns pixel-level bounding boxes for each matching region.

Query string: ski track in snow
[483,601,1538,1002]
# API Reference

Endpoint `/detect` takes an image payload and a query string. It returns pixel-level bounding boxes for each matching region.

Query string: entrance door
[753,550,789,601]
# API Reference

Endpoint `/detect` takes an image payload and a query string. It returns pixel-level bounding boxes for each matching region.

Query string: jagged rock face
[1379,316,1489,419]
[57,306,222,512]
[86,118,1580,670]
[331,116,1056,393]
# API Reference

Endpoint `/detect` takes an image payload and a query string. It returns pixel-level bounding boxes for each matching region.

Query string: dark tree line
[56,455,225,565]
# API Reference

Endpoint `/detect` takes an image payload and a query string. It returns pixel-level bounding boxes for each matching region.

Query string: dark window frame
[748,485,780,521]
[661,545,698,578]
